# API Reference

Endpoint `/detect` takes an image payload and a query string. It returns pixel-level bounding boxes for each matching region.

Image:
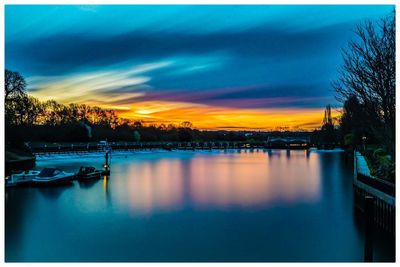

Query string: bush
[375,157,395,182]
[344,133,355,146]
[373,148,386,159]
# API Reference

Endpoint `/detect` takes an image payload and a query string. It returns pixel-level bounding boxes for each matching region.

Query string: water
[5,149,395,262]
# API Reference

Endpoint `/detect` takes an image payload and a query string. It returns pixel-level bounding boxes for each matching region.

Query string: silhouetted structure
[318,105,337,149]
[266,136,310,149]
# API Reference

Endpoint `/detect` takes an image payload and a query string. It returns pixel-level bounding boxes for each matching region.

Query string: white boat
[5,170,40,187]
[32,168,75,185]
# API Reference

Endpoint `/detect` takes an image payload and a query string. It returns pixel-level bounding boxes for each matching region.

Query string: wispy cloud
[27,61,172,108]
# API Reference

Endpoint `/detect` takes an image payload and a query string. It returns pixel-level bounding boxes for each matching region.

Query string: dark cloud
[6,23,352,76]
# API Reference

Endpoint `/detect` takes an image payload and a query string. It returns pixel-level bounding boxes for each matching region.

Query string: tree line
[5,72,275,144]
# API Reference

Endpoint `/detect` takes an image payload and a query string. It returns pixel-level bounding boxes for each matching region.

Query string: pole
[364,196,374,262]
[103,151,110,175]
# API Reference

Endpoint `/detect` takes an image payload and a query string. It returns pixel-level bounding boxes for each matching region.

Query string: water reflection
[122,150,321,212]
[37,183,74,200]
[125,159,184,214]
[190,150,320,207]
[103,176,111,206]
[78,179,99,189]
[5,150,395,261]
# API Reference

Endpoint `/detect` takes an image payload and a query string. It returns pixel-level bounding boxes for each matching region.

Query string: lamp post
[362,135,367,152]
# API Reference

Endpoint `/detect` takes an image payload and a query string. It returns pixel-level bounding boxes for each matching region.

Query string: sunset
[4,3,396,263]
[5,5,391,130]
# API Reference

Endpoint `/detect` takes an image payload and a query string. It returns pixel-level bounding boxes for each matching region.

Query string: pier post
[103,151,110,175]
[364,195,374,262]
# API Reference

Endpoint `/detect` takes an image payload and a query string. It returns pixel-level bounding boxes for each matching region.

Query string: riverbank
[5,147,36,174]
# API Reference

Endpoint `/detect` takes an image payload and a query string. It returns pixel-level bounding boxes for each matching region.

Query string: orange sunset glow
[117,101,337,130]
[26,69,338,131]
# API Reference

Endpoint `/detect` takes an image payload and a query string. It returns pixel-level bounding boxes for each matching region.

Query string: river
[5,149,395,261]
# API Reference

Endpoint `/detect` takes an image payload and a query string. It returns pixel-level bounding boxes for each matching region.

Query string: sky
[5,5,394,130]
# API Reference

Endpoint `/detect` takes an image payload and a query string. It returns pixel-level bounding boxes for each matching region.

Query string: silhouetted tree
[5,69,26,103]
[339,95,371,146]
[180,121,193,129]
[333,12,395,157]
[178,128,193,142]
[320,105,336,145]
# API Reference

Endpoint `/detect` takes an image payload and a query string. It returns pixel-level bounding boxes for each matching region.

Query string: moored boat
[5,170,40,187]
[32,168,74,185]
[76,166,102,181]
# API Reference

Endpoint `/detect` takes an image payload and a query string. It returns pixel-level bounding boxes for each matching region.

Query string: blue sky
[4,5,394,130]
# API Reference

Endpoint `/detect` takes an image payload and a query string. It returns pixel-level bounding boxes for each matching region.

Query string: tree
[339,95,369,145]
[320,105,336,145]
[178,128,193,142]
[5,69,27,103]
[18,95,44,125]
[133,121,143,128]
[333,12,395,157]
[180,121,193,129]
[43,100,64,126]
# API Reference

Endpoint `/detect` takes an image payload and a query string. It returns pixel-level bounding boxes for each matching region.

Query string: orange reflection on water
[121,150,321,213]
[103,176,108,192]
[190,150,321,208]
[126,159,184,214]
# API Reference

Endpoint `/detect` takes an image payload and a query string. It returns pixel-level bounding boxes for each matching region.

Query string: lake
[5,149,395,262]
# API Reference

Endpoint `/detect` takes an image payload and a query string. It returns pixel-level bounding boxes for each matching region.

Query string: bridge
[266,136,311,149]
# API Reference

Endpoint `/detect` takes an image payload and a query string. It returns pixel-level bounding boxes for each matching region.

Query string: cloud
[26,61,172,107]
[6,23,350,76]
[132,84,333,109]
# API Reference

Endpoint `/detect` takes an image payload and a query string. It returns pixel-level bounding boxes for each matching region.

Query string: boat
[32,168,74,185]
[5,170,40,187]
[76,166,102,181]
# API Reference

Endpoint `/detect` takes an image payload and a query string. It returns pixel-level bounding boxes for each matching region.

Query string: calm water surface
[5,149,395,262]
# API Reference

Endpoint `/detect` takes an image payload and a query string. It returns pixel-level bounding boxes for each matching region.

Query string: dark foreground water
[5,149,395,262]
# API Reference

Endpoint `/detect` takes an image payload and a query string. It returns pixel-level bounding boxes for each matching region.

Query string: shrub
[344,133,355,146]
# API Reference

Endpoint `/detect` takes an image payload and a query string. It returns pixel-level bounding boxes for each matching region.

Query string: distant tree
[178,128,193,142]
[5,69,26,103]
[333,12,395,157]
[275,126,289,132]
[167,123,176,130]
[180,121,193,129]
[43,100,64,126]
[21,96,44,125]
[133,121,143,128]
[320,105,336,145]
